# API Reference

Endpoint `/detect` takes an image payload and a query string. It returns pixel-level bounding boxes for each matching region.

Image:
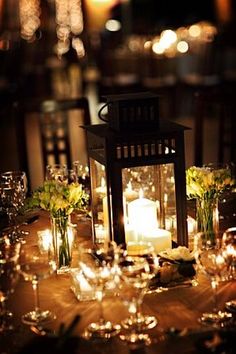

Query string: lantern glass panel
[89,158,110,243]
[122,163,177,244]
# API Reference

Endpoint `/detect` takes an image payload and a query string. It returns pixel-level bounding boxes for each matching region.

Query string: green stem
[52,211,71,268]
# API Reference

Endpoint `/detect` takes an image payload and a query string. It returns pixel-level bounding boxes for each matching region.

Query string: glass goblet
[0,237,21,333]
[45,164,68,182]
[194,231,232,327]
[119,250,156,345]
[72,160,90,218]
[19,233,57,326]
[121,241,159,331]
[72,160,90,191]
[0,171,28,242]
[221,227,236,279]
[79,242,121,339]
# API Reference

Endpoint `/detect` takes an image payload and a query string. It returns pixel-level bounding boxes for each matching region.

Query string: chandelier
[19,0,85,57]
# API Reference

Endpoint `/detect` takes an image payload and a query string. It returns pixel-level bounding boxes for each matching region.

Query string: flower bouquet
[28,180,89,271]
[186,165,235,238]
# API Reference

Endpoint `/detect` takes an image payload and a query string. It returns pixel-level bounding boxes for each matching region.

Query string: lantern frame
[85,118,188,247]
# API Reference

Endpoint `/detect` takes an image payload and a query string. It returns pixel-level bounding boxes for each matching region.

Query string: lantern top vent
[99,92,159,132]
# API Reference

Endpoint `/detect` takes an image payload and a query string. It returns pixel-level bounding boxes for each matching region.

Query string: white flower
[161,246,194,261]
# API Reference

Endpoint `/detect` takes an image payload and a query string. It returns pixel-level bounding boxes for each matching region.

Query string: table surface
[1,210,236,354]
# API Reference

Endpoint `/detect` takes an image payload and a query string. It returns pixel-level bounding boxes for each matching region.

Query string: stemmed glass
[0,237,21,332]
[221,227,236,313]
[194,231,232,327]
[72,160,90,192]
[0,171,28,242]
[45,164,68,182]
[78,242,121,339]
[72,160,90,218]
[221,227,236,279]
[19,232,57,325]
[118,242,159,345]
[121,242,159,331]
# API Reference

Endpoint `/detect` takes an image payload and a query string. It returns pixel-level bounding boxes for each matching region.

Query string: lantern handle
[98,102,110,123]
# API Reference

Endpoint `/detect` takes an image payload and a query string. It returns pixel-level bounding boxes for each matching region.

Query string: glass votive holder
[70,269,95,301]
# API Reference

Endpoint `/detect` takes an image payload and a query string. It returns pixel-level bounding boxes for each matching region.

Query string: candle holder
[84,92,188,248]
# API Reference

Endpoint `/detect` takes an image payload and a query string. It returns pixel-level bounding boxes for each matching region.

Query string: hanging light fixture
[19,0,85,57]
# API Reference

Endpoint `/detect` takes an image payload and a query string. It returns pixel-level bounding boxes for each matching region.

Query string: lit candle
[123,181,138,201]
[126,241,155,256]
[95,224,108,242]
[75,271,93,292]
[125,223,136,243]
[70,269,95,301]
[95,177,106,195]
[215,254,225,266]
[128,190,158,238]
[102,195,109,234]
[187,216,197,235]
[143,228,172,254]
[38,229,52,251]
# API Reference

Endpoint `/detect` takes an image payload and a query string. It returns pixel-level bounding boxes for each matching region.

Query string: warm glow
[91,0,113,2]
[139,189,144,199]
[189,24,201,38]
[19,0,85,57]
[177,40,189,53]
[160,29,177,48]
[105,19,121,31]
[215,0,232,24]
[84,0,116,30]
[152,41,164,55]
[144,40,152,50]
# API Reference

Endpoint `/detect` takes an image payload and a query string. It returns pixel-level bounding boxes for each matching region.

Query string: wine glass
[45,164,68,182]
[0,171,28,242]
[221,227,236,279]
[194,231,232,327]
[19,232,57,325]
[204,162,235,233]
[221,227,236,313]
[78,241,121,339]
[120,242,159,331]
[72,160,90,191]
[0,237,21,332]
[72,160,90,218]
[118,243,159,345]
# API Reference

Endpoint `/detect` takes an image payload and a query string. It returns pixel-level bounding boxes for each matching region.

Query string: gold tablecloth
[1,211,236,354]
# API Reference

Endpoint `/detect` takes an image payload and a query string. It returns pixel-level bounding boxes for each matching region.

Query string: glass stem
[211,278,218,313]
[32,278,40,314]
[136,291,144,318]
[96,288,105,325]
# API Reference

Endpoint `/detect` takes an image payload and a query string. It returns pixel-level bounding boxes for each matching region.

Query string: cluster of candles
[95,178,190,254]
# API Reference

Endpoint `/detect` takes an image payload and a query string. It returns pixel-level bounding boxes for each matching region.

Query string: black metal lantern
[84,93,188,252]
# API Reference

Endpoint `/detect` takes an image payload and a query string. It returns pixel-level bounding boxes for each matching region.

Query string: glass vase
[51,214,74,273]
[196,197,219,241]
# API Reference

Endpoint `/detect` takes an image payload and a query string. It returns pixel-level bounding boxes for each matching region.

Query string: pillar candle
[128,195,158,238]
[143,229,172,254]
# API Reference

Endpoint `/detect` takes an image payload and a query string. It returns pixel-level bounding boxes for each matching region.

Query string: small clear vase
[51,213,74,273]
[196,197,219,242]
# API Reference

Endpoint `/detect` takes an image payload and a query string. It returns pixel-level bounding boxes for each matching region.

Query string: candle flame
[127,181,132,191]
[139,189,144,199]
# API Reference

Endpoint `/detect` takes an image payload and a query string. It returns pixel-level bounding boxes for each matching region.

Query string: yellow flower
[186,165,235,200]
[27,179,89,216]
